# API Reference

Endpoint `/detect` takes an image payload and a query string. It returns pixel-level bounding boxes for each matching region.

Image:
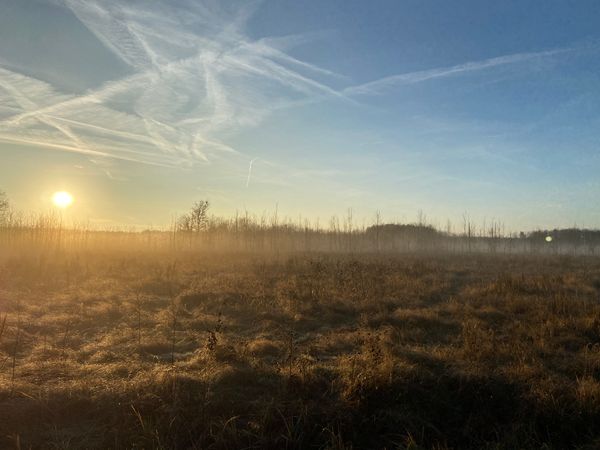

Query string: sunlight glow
[52,191,73,209]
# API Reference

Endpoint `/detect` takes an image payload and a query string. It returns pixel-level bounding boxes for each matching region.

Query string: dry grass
[1,247,600,449]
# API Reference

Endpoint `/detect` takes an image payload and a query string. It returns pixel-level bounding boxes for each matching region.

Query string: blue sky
[0,0,599,230]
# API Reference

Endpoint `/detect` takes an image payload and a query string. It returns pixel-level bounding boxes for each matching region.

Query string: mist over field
[2,1,600,449]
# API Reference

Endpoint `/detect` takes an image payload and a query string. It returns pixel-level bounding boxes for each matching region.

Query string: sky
[1,0,599,231]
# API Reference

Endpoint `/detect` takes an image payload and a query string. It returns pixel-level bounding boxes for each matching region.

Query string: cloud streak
[344,48,571,96]
[0,0,347,167]
[0,0,581,183]
[246,158,258,188]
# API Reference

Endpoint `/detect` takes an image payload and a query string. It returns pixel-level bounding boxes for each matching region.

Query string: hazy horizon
[1,0,600,230]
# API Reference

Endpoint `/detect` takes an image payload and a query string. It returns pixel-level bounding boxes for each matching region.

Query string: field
[1,240,600,449]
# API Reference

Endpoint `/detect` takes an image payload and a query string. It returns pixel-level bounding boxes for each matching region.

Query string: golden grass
[1,238,600,448]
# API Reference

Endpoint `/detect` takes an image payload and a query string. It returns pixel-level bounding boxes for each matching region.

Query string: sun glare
[52,191,74,209]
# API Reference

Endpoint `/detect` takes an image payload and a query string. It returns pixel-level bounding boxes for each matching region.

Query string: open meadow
[1,229,600,449]
[3,1,600,448]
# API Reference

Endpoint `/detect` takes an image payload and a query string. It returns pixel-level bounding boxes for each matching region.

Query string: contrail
[344,47,571,96]
[0,0,353,168]
[246,158,258,187]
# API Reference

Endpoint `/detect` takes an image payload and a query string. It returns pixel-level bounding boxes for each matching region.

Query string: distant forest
[1,193,599,255]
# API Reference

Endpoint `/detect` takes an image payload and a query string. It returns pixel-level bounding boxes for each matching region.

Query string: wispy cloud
[0,0,346,167]
[246,158,258,188]
[344,48,571,96]
[0,0,583,195]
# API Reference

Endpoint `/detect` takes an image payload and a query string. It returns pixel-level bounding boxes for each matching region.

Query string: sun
[52,191,74,209]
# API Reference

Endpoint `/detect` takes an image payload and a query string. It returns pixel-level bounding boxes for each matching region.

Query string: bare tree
[374,210,382,252]
[0,190,9,225]
[190,200,210,232]
[177,200,210,232]
[462,212,473,253]
[177,213,193,232]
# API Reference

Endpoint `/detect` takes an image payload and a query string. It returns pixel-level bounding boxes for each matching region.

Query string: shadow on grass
[2,358,600,449]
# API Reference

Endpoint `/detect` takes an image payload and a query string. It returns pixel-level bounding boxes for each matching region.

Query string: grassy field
[1,247,600,449]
